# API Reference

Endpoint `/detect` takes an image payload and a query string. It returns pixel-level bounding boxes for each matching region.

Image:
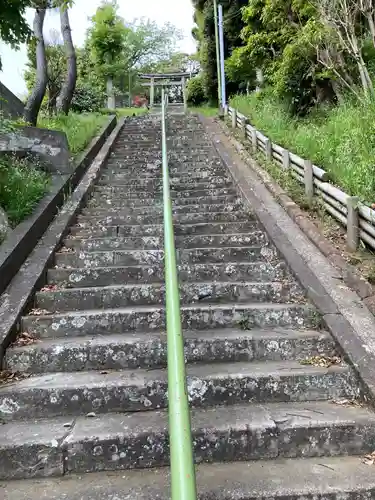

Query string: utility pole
[213,0,221,107]
[218,4,226,110]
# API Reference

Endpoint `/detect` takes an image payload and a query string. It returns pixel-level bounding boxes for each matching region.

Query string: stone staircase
[1,114,375,499]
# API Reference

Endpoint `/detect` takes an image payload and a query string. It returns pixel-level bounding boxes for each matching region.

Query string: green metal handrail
[161,88,198,500]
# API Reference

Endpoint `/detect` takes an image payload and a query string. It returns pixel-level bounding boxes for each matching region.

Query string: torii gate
[138,72,194,113]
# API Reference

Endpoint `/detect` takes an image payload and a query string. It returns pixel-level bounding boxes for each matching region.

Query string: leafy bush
[187,75,206,106]
[0,156,49,226]
[70,84,105,113]
[38,112,108,155]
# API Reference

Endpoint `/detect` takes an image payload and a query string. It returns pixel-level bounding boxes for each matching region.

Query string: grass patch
[0,156,49,227]
[99,107,148,118]
[38,112,108,155]
[189,106,218,117]
[231,92,375,205]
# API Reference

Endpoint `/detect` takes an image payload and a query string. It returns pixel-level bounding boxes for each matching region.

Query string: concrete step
[103,167,228,178]
[81,202,243,217]
[69,221,259,239]
[76,211,252,228]
[3,456,375,499]
[0,361,352,421]
[35,280,304,313]
[1,401,371,480]
[63,232,267,252]
[86,194,241,209]
[5,328,335,373]
[97,179,234,191]
[21,303,320,339]
[99,173,231,185]
[49,261,286,288]
[93,186,238,199]
[54,246,274,269]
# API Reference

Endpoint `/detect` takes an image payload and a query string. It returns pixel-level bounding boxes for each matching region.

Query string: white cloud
[0,0,196,96]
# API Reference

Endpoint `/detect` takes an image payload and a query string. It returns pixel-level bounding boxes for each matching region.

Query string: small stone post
[182,76,187,114]
[241,116,247,139]
[264,138,272,161]
[251,128,257,153]
[224,106,229,117]
[346,196,359,252]
[282,148,290,170]
[304,159,314,202]
[232,108,237,129]
[150,77,155,108]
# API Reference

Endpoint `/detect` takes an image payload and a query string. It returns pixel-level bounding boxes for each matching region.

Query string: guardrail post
[282,148,290,170]
[347,196,359,251]
[241,116,247,139]
[251,128,257,153]
[232,108,237,129]
[304,159,314,202]
[264,138,272,161]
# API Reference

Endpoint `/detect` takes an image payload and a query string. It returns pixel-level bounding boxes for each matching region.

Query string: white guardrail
[227,106,375,252]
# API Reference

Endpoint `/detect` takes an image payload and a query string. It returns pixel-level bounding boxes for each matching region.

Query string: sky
[0,0,196,97]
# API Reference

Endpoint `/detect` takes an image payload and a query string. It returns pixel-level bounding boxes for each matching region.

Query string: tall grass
[231,92,375,204]
[0,157,49,227]
[38,112,108,155]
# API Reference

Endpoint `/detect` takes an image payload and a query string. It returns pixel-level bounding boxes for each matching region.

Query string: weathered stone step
[54,245,273,269]
[63,232,267,252]
[82,201,243,216]
[35,280,303,313]
[99,173,231,184]
[70,221,258,239]
[97,179,234,191]
[4,456,375,499]
[49,261,284,288]
[1,401,370,480]
[103,167,228,178]
[86,194,240,209]
[5,328,335,374]
[0,361,352,421]
[93,186,237,199]
[21,303,319,339]
[76,211,252,228]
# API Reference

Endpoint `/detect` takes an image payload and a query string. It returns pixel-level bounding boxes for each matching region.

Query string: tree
[0,0,31,68]
[87,1,126,108]
[192,0,248,103]
[24,4,48,125]
[56,6,77,113]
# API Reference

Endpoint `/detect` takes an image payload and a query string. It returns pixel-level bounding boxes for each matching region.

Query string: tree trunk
[23,8,48,126]
[56,7,77,114]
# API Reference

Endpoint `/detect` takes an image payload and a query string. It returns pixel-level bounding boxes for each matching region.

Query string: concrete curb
[201,114,375,404]
[0,118,125,367]
[0,115,117,296]
[216,118,375,312]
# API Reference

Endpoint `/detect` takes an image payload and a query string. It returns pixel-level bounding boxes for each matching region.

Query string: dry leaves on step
[300,355,341,368]
[29,308,51,316]
[12,332,39,347]
[0,370,30,385]
[331,399,363,408]
[363,451,375,466]
[40,284,58,292]
[59,246,74,253]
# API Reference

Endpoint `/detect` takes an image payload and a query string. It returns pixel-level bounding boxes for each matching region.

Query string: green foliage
[0,156,49,226]
[71,84,105,113]
[87,1,126,78]
[231,91,375,204]
[187,75,206,106]
[192,0,248,103]
[38,112,108,154]
[0,0,31,66]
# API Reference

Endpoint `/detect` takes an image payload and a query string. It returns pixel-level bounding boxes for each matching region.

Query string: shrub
[187,75,206,106]
[70,84,105,114]
[0,156,49,226]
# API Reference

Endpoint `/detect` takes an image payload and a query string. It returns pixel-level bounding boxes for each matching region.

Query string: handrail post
[161,88,197,500]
